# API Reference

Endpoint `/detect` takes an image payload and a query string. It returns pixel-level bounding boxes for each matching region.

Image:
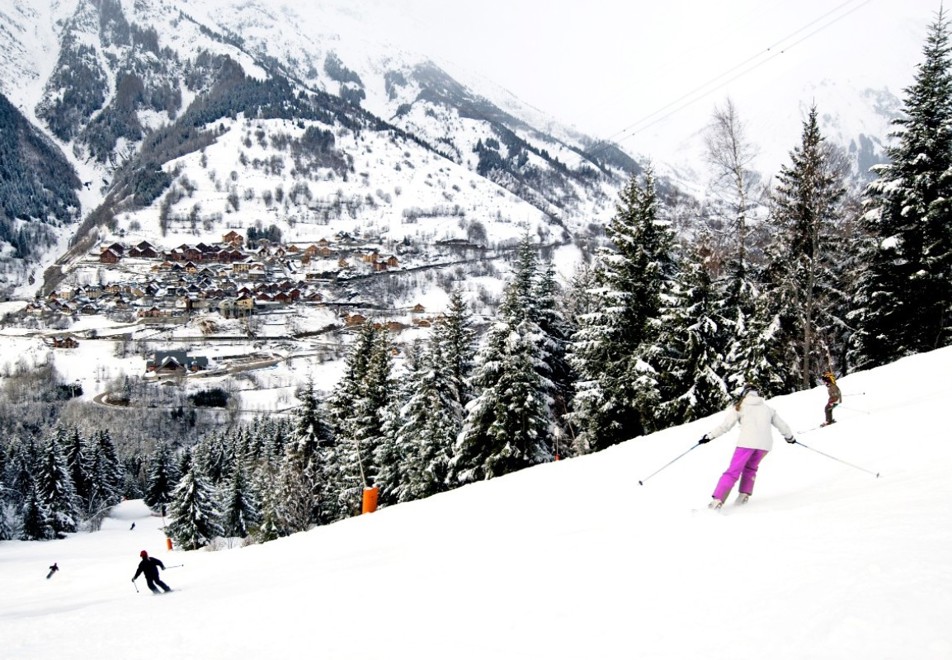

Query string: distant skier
[821,371,842,426]
[129,522,136,531]
[699,383,795,509]
[132,550,172,594]
[46,563,59,579]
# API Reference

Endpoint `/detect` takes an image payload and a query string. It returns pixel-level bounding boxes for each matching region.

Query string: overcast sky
[362,0,938,151]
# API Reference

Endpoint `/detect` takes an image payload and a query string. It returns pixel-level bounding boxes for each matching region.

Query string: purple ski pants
[712,447,768,502]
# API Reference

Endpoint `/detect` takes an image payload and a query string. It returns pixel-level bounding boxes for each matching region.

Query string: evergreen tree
[436,288,477,408]
[143,443,179,513]
[655,242,731,426]
[451,283,554,484]
[391,338,464,501]
[220,454,259,538]
[762,105,848,390]
[87,429,125,511]
[36,432,80,536]
[328,323,393,518]
[851,9,952,368]
[6,439,37,506]
[569,167,676,451]
[20,483,55,541]
[63,427,92,510]
[167,452,223,551]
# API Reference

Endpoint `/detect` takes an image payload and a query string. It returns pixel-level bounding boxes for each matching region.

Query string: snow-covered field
[2,347,951,659]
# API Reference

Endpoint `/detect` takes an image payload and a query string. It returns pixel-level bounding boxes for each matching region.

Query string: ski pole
[638,442,701,485]
[164,564,184,569]
[132,578,139,593]
[793,440,880,478]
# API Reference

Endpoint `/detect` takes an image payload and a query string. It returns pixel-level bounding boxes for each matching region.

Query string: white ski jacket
[706,393,793,451]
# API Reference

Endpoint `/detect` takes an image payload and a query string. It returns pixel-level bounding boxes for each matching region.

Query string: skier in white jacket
[699,384,795,509]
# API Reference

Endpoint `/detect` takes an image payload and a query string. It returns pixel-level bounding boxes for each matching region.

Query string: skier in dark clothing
[132,550,172,594]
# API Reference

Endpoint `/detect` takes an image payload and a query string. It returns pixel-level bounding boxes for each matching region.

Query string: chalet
[147,350,209,374]
[138,306,165,318]
[106,242,125,255]
[386,255,399,268]
[236,295,256,313]
[372,260,388,272]
[273,291,291,304]
[222,230,244,246]
[79,303,98,315]
[50,335,79,348]
[345,312,367,327]
[184,261,199,274]
[99,249,120,264]
[304,291,323,303]
[136,240,157,252]
[128,245,159,259]
[412,303,426,314]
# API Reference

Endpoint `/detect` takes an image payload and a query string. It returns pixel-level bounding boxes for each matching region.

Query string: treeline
[0,427,128,540]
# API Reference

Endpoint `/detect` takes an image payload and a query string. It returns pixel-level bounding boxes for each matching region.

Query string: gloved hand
[698,434,711,444]
[785,436,796,444]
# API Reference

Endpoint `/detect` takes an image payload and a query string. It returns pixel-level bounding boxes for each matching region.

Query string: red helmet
[140,550,148,558]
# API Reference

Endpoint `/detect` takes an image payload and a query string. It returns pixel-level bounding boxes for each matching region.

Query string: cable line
[586,0,874,158]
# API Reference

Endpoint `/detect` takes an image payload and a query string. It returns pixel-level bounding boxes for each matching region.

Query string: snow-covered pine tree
[289,377,335,525]
[167,451,223,551]
[390,338,464,501]
[0,481,17,541]
[762,105,848,390]
[19,483,55,541]
[436,288,477,408]
[143,443,179,513]
[219,452,259,538]
[5,438,37,506]
[328,323,393,518]
[450,283,554,484]
[851,9,952,368]
[62,427,92,511]
[569,167,676,452]
[36,431,80,536]
[87,429,125,510]
[655,241,731,426]
[533,261,575,457]
[252,460,283,542]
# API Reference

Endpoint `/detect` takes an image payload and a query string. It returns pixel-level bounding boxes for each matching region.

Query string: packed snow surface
[2,347,951,659]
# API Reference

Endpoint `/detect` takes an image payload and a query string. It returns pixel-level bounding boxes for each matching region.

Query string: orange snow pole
[166,537,173,551]
[361,486,379,514]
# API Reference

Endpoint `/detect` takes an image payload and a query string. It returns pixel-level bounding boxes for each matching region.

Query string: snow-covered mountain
[0,0,643,299]
[3,345,950,659]
[0,0,937,300]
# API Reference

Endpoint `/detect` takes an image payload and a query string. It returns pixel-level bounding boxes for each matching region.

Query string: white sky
[386,0,938,138]
[2,345,951,659]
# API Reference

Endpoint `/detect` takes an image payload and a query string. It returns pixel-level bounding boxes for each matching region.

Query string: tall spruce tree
[167,452,223,550]
[569,167,676,451]
[219,454,259,538]
[328,323,393,518]
[851,9,952,368]
[763,105,848,390]
[655,241,731,426]
[144,443,179,513]
[88,430,125,511]
[20,483,55,541]
[450,282,554,484]
[391,338,464,501]
[36,432,80,536]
